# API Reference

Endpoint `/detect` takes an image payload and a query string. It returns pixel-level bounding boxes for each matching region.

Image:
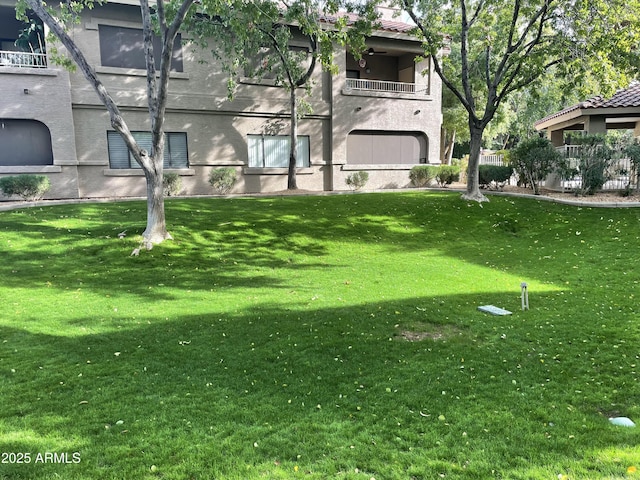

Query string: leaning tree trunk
[463,122,488,202]
[443,129,456,165]
[288,87,298,190]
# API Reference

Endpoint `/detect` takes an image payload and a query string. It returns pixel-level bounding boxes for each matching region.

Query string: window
[107,131,188,169]
[245,44,311,82]
[0,119,53,166]
[98,25,183,72]
[247,135,310,168]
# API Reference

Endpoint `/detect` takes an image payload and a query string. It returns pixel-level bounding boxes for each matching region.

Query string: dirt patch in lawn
[397,323,464,342]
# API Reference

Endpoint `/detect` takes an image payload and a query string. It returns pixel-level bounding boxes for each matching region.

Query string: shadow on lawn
[2,192,634,302]
[1,290,638,479]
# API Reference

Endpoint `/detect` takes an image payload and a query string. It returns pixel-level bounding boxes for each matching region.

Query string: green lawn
[0,191,639,479]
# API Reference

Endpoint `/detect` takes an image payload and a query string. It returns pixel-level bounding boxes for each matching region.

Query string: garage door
[347,131,427,165]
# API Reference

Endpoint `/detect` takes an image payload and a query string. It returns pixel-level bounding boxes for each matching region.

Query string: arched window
[0,119,54,166]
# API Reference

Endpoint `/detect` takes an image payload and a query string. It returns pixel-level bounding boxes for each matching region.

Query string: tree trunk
[463,123,488,202]
[142,154,172,246]
[444,129,456,165]
[288,88,298,190]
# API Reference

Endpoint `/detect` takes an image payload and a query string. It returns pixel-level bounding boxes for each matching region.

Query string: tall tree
[400,0,640,201]
[18,0,197,246]
[192,0,376,190]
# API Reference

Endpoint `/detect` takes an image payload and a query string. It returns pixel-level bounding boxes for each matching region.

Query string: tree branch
[493,0,554,92]
[24,0,144,160]
[467,0,486,28]
[459,0,475,114]
[402,0,475,119]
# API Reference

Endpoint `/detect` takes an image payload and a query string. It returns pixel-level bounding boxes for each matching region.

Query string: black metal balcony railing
[345,78,429,96]
[0,50,47,68]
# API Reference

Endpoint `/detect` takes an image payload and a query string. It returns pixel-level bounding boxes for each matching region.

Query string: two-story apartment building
[0,0,442,199]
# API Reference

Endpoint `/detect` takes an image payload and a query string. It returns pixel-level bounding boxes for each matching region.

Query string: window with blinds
[107,131,188,169]
[99,25,183,72]
[247,135,310,168]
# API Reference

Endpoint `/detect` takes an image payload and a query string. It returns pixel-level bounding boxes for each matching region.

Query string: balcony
[0,50,47,68]
[345,78,428,96]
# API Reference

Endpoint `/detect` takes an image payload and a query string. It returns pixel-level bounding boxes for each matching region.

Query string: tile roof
[319,12,415,34]
[536,81,640,126]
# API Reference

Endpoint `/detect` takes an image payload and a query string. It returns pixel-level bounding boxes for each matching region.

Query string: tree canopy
[189,0,377,189]
[400,0,640,201]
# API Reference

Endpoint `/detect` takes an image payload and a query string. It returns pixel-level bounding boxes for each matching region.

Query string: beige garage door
[347,131,428,165]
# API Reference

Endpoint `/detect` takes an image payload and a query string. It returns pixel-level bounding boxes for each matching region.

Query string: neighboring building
[535,82,640,191]
[535,82,640,146]
[0,0,443,199]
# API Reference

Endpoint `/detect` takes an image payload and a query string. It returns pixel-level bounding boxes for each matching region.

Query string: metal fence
[479,154,504,166]
[556,146,634,191]
[0,50,47,68]
[345,78,429,96]
[479,148,636,191]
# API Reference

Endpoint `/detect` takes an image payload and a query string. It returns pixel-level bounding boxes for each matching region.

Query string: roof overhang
[536,107,640,132]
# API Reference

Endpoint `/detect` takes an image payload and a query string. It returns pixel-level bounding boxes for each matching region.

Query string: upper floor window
[0,119,53,166]
[247,135,310,168]
[107,131,188,169]
[98,25,183,72]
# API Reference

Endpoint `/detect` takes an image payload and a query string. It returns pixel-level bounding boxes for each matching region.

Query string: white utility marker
[477,305,512,316]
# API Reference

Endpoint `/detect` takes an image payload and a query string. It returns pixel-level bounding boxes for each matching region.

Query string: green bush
[0,174,51,200]
[409,165,438,187]
[162,172,182,197]
[345,171,369,190]
[577,155,611,195]
[478,165,512,190]
[208,167,238,194]
[435,165,460,187]
[452,157,468,183]
[510,137,561,194]
[624,141,640,191]
[572,135,614,196]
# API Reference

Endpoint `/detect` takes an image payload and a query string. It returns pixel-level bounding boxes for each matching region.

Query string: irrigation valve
[520,282,529,311]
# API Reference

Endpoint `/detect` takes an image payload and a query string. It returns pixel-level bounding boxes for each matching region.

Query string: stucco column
[584,115,607,135]
[634,121,640,138]
[549,129,564,147]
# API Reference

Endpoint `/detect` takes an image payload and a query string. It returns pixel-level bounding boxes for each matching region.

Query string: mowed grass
[0,191,639,479]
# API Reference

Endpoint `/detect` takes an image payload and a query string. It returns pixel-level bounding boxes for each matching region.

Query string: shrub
[208,167,238,194]
[0,174,51,200]
[577,154,612,195]
[510,137,561,194]
[409,165,438,187]
[435,165,460,187]
[478,165,512,190]
[624,141,640,191]
[452,157,468,183]
[572,135,614,196]
[162,173,182,197]
[345,171,369,190]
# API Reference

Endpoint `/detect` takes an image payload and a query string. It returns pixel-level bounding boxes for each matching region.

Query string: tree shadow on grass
[3,192,634,305]
[0,291,638,479]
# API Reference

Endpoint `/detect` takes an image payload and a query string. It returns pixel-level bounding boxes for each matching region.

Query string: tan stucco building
[0,0,443,199]
[535,82,640,146]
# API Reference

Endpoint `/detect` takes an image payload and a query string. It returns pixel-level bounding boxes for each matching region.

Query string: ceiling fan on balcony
[366,47,388,56]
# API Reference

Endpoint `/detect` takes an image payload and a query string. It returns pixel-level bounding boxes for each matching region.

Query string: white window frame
[247,135,310,168]
[107,131,189,169]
